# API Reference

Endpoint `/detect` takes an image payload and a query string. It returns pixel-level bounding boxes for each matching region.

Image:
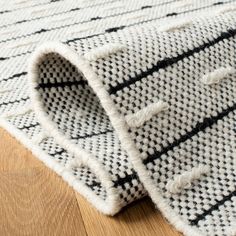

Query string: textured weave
[0,0,236,235]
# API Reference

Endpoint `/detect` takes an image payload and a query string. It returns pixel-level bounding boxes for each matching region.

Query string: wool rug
[0,0,236,235]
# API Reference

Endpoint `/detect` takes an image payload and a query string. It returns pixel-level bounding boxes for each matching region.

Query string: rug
[0,0,236,235]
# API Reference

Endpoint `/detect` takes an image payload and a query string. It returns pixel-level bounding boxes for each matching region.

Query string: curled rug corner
[1,1,236,235]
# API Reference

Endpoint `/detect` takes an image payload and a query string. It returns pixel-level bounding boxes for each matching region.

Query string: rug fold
[28,42,147,215]
[1,1,236,235]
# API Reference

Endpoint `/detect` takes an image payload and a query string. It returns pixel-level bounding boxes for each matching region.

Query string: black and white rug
[0,0,236,235]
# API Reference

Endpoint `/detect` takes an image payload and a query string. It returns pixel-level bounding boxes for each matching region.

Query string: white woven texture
[0,0,236,235]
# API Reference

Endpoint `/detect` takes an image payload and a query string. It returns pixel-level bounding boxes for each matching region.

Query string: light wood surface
[0,127,182,236]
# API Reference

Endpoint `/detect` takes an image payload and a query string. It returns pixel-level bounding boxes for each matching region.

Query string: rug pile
[0,0,236,235]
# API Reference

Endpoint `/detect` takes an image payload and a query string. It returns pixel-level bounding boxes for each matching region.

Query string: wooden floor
[0,127,182,236]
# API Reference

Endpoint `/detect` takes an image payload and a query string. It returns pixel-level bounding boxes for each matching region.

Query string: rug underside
[0,1,236,235]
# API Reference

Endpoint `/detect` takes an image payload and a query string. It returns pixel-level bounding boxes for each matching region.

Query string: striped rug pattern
[0,1,236,235]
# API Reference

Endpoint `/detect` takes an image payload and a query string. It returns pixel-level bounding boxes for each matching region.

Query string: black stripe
[113,104,236,187]
[1,72,27,83]
[0,0,63,16]
[90,16,102,21]
[36,80,88,89]
[50,150,133,188]
[71,129,113,140]
[5,51,32,60]
[0,97,29,107]
[0,0,117,30]
[0,57,8,61]
[66,33,102,44]
[70,7,80,12]
[66,0,232,43]
[18,123,39,130]
[105,26,125,33]
[0,0,172,44]
[5,0,232,59]
[144,103,236,165]
[0,10,10,14]
[34,28,48,34]
[213,1,224,5]
[166,12,178,17]
[141,5,152,10]
[0,2,149,43]
[190,190,236,225]
[128,0,233,27]
[109,27,236,94]
[0,27,48,45]
[15,20,27,24]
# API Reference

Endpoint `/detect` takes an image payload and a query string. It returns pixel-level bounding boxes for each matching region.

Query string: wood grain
[0,128,41,171]
[0,167,87,236]
[0,127,181,236]
[76,194,181,236]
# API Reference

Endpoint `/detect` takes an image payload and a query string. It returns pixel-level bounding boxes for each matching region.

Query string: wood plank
[0,126,182,236]
[0,166,87,236]
[76,193,182,236]
[0,127,87,236]
[0,128,42,171]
